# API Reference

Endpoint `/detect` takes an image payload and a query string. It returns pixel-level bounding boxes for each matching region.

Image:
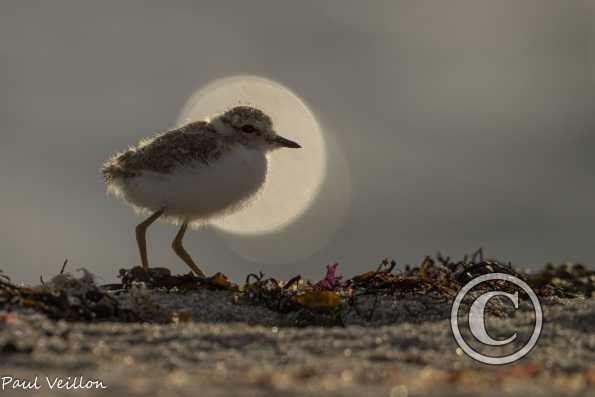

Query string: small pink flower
[314,263,342,291]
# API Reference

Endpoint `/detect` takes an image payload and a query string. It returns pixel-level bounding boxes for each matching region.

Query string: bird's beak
[272,135,301,148]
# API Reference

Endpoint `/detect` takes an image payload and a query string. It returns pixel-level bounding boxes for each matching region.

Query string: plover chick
[102,106,301,277]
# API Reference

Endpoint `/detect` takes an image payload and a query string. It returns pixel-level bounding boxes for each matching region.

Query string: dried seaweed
[0,271,136,322]
[0,249,592,325]
[114,266,238,292]
[237,250,594,325]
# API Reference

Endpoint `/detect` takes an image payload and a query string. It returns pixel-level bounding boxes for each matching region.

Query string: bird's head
[214,106,301,151]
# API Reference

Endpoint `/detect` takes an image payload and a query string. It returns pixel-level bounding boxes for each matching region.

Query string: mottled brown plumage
[221,106,273,131]
[102,121,236,183]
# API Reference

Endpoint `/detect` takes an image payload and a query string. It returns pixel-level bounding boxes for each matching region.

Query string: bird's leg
[172,221,206,277]
[135,208,165,271]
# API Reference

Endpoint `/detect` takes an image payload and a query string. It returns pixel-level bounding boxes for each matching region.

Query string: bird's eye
[241,125,256,134]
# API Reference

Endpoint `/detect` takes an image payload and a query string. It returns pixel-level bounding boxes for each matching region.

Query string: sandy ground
[0,289,593,397]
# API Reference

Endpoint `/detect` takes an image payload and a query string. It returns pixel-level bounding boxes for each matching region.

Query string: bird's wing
[102,121,232,182]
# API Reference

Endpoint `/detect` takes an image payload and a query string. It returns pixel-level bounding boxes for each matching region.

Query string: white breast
[109,146,268,225]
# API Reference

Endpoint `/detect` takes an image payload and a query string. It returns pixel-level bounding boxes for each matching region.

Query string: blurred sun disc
[177,76,326,235]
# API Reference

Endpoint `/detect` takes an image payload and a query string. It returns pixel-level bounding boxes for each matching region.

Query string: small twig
[437,252,450,266]
[376,258,389,273]
[283,275,302,290]
[60,259,68,275]
[245,272,264,285]
[386,260,397,274]
[375,258,397,274]
[471,248,484,264]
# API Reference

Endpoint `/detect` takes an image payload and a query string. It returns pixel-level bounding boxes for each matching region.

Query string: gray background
[1,1,594,284]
